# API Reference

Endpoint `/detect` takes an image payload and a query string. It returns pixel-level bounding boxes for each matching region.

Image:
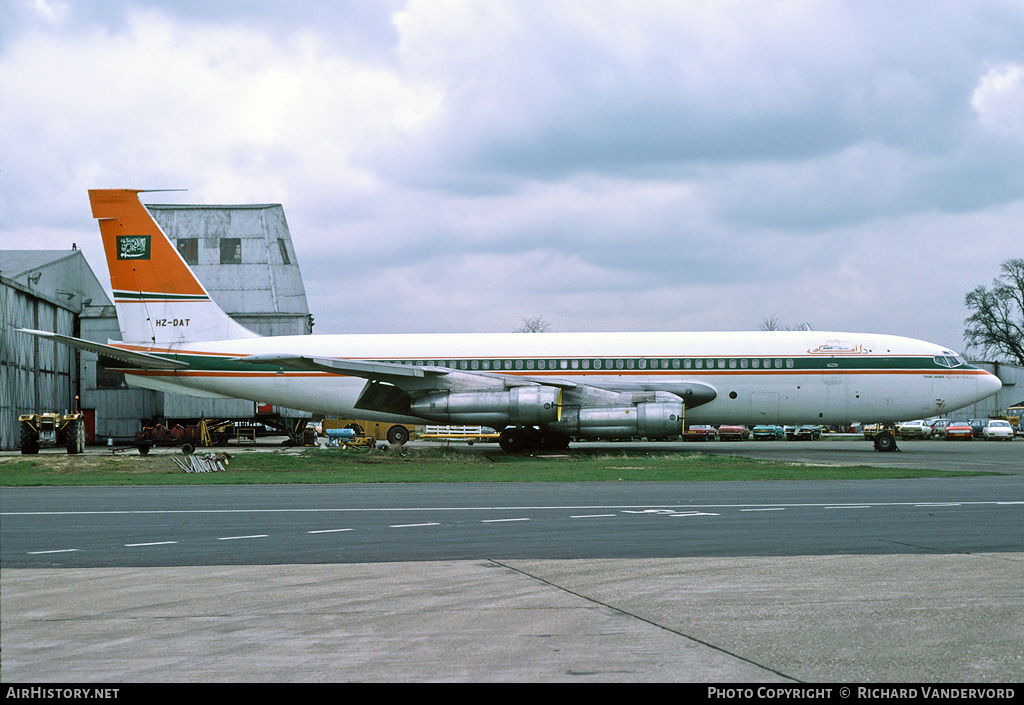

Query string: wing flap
[234,354,449,381]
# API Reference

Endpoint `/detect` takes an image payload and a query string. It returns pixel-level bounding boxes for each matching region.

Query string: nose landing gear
[873,426,900,452]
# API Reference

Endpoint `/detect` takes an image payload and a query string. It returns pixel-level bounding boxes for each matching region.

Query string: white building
[956,360,1024,421]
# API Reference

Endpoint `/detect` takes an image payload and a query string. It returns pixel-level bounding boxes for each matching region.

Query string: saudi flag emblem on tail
[117,235,151,260]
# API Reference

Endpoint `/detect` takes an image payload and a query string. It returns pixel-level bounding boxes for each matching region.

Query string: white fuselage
[118,330,1001,427]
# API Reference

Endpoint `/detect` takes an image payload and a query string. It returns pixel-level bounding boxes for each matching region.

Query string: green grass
[0,446,998,486]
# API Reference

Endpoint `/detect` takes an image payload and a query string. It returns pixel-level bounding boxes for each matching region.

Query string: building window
[278,238,291,265]
[220,238,242,264]
[176,238,198,264]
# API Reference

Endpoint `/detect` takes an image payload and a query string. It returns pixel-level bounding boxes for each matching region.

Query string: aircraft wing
[16,329,189,370]
[233,354,451,382]
[235,353,533,417]
[235,353,717,412]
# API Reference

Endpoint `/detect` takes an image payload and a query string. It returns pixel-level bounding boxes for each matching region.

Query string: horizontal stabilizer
[16,329,189,370]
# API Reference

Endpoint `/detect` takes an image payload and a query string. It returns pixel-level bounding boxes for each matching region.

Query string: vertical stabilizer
[90,189,260,345]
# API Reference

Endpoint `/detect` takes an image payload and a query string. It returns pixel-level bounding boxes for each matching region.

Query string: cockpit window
[934,355,965,368]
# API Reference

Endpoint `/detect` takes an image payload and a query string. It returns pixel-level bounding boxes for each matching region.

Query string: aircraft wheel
[539,431,570,450]
[499,428,528,453]
[873,431,898,453]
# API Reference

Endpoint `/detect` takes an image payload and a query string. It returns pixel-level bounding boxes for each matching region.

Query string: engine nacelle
[410,386,561,427]
[548,401,684,440]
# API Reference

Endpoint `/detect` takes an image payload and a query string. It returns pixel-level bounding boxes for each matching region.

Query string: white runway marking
[217,535,268,540]
[124,541,177,547]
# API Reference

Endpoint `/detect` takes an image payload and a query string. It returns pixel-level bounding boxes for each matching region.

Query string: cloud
[973,62,1024,139]
[381,2,989,181]
[2,1,1023,352]
[0,6,439,218]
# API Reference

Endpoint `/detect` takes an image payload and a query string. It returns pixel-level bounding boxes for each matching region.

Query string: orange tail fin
[89,189,259,345]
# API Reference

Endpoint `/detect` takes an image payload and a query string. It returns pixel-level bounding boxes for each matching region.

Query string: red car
[945,423,974,440]
[717,425,751,441]
[682,425,717,441]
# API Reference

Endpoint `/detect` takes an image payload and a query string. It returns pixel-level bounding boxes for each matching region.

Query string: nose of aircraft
[979,371,1002,400]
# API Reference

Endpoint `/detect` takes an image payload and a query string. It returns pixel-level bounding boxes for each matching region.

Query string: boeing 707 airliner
[20,189,1001,452]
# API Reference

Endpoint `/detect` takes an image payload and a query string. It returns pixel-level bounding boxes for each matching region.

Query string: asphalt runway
[2,438,1022,683]
[578,435,1024,475]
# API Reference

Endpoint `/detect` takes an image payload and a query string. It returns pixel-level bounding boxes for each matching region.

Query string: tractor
[19,412,86,454]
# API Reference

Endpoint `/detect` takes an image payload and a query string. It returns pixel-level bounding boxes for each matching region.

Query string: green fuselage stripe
[106,352,977,376]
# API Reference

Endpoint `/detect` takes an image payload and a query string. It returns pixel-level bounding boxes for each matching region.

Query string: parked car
[717,425,751,441]
[791,425,822,440]
[681,425,717,441]
[897,419,932,439]
[927,418,950,438]
[945,422,974,440]
[968,419,988,438]
[752,424,786,440]
[982,419,1015,441]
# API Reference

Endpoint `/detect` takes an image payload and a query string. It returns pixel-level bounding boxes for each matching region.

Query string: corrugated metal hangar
[1,249,107,449]
[1,202,312,450]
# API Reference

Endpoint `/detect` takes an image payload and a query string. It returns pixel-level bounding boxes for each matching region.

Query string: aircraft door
[751,392,780,424]
[823,373,850,422]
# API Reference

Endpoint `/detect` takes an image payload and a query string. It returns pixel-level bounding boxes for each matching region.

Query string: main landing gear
[498,427,571,453]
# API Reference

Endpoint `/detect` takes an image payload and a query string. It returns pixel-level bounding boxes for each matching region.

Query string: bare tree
[514,315,552,333]
[759,314,813,331]
[964,258,1024,365]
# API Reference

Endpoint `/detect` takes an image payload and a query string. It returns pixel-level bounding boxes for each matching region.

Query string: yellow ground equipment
[323,418,415,445]
[1005,406,1023,435]
[19,412,86,454]
[324,427,378,448]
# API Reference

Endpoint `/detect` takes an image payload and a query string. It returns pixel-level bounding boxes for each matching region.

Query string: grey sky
[1,1,1022,351]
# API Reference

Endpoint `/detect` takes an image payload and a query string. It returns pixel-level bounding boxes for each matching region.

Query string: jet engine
[410,386,561,427]
[548,401,684,440]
